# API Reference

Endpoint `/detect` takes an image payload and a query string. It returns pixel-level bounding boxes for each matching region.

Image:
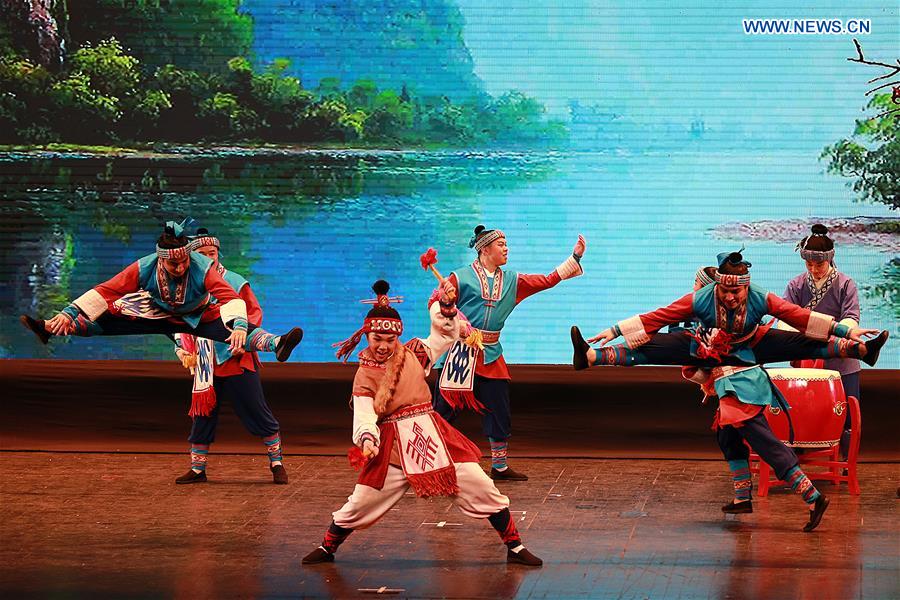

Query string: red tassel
[688,330,733,361]
[347,446,368,471]
[407,465,459,498]
[440,389,486,413]
[188,387,217,417]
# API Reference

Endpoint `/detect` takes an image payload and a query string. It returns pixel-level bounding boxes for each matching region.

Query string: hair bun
[197,227,209,235]
[474,225,485,235]
[164,225,175,236]
[372,279,390,296]
[811,224,828,236]
[727,251,744,264]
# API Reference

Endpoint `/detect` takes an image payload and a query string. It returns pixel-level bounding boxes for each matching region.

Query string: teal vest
[691,283,769,364]
[712,366,789,409]
[454,263,519,364]
[137,252,213,328]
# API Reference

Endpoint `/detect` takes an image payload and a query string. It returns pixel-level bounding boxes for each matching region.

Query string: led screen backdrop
[0,1,897,366]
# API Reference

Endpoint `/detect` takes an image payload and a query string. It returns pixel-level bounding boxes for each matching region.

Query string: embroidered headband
[156,218,194,259]
[190,227,220,250]
[714,248,751,286]
[796,224,835,263]
[333,280,405,362]
[469,225,505,252]
[714,272,751,286]
[693,266,716,291]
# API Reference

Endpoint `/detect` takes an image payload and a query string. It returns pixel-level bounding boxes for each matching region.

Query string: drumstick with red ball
[420,247,455,301]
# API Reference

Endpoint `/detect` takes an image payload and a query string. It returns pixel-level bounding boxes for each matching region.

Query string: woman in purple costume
[782,224,862,459]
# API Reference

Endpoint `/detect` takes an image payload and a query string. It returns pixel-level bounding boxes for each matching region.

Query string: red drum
[764,368,847,448]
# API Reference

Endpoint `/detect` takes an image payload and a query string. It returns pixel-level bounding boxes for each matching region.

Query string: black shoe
[803,495,829,532]
[302,546,335,565]
[490,467,529,481]
[861,330,889,367]
[275,327,304,362]
[175,469,207,484]
[571,326,590,371]
[507,546,543,566]
[271,464,288,485]
[20,315,50,345]
[721,499,753,514]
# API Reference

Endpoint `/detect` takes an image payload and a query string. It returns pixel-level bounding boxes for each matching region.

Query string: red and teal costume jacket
[446,255,583,379]
[177,266,263,377]
[614,282,855,415]
[64,252,247,330]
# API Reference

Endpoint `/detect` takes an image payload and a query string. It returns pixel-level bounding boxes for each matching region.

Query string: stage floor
[1,453,897,599]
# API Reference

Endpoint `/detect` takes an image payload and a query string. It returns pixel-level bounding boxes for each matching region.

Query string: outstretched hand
[46,313,74,336]
[227,329,247,355]
[587,328,616,346]
[573,234,586,257]
[848,327,879,343]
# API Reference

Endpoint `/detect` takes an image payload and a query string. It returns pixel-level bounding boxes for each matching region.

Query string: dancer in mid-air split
[21,220,303,361]
[570,249,888,531]
[171,228,289,485]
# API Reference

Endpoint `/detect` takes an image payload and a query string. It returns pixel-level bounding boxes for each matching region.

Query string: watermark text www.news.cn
[742,19,871,35]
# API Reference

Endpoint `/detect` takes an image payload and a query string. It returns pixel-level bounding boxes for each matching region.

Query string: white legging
[332,462,510,530]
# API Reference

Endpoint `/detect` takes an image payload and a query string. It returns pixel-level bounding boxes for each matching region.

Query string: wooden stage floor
[1,453,897,599]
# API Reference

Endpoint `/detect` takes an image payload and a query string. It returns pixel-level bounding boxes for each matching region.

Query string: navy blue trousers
[82,314,263,344]
[717,410,799,481]
[619,328,853,367]
[432,375,511,441]
[188,368,280,445]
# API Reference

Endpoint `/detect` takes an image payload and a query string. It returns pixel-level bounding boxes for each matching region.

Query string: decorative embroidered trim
[364,317,403,335]
[357,349,389,370]
[555,255,583,280]
[473,229,505,252]
[156,245,191,260]
[806,311,833,341]
[694,267,716,290]
[710,364,759,382]
[799,248,835,263]
[765,368,841,382]
[72,289,108,321]
[804,269,837,310]
[471,260,503,302]
[190,235,220,250]
[156,261,188,306]
[715,294,747,334]
[618,315,649,349]
[382,402,435,423]
[714,272,751,286]
[476,329,501,345]
[781,439,841,449]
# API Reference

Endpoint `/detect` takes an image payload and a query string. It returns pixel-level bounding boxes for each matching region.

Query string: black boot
[175,469,207,484]
[861,331,889,367]
[507,546,543,566]
[721,499,753,514]
[490,466,529,481]
[803,495,830,532]
[271,464,288,485]
[570,326,591,371]
[301,546,335,565]
[275,327,304,362]
[20,315,50,345]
